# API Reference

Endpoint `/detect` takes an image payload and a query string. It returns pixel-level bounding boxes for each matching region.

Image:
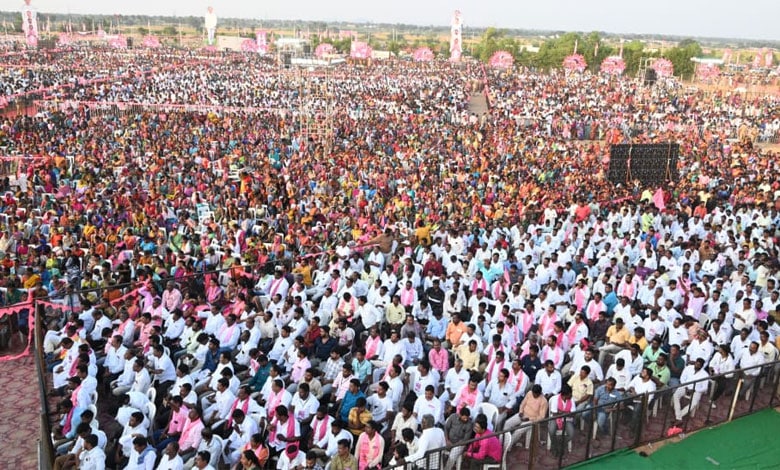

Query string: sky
[0,0,778,41]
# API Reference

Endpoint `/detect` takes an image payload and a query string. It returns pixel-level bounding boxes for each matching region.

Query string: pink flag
[652,188,665,210]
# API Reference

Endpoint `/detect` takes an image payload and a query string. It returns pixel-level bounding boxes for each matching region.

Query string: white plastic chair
[146,402,157,436]
[146,387,157,405]
[475,402,500,431]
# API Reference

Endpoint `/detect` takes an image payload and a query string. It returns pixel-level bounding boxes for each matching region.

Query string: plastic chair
[146,387,157,405]
[475,402,500,431]
[146,402,157,436]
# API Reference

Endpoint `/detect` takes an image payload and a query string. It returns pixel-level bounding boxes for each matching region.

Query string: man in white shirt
[413,385,444,425]
[483,368,519,430]
[441,359,470,405]
[685,330,714,367]
[733,298,757,332]
[738,342,765,399]
[125,436,156,470]
[535,360,562,399]
[203,378,236,426]
[406,414,447,469]
[626,367,657,430]
[224,409,259,465]
[311,415,352,459]
[78,434,106,470]
[157,441,184,470]
[672,358,709,422]
[102,335,127,383]
[605,358,633,392]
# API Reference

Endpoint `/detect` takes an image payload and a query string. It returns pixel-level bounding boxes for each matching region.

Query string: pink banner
[350,41,372,59]
[21,4,39,47]
[413,47,434,62]
[0,302,34,361]
[315,43,335,59]
[108,36,128,49]
[696,63,720,81]
[255,30,269,54]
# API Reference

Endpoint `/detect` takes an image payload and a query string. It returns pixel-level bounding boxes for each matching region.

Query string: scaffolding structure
[296,66,335,156]
[637,57,654,85]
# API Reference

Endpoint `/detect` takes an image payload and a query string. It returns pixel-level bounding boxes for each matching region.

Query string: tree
[161,25,177,37]
[137,26,148,36]
[663,39,702,79]
[473,27,521,62]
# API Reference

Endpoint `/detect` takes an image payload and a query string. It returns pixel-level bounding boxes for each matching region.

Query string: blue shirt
[340,390,365,422]
[426,316,449,340]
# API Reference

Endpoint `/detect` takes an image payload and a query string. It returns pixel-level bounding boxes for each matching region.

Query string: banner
[350,41,372,60]
[450,10,462,62]
[0,301,34,361]
[315,43,335,59]
[255,30,268,54]
[21,1,39,47]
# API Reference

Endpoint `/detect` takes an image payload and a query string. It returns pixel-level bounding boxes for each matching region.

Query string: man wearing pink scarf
[355,420,384,470]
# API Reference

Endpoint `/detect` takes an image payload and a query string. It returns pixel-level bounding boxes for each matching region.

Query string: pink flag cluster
[413,47,434,62]
[109,36,127,49]
[563,54,587,72]
[240,38,258,53]
[57,33,71,47]
[350,41,373,60]
[651,58,674,77]
[752,48,774,68]
[489,50,514,69]
[142,35,161,48]
[696,63,720,81]
[600,56,625,75]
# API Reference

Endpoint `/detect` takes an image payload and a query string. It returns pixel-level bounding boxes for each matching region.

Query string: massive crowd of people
[0,45,778,470]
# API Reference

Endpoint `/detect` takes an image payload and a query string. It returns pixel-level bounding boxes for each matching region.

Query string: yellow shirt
[606,325,630,346]
[567,374,594,402]
[629,335,648,352]
[386,303,406,325]
[458,345,481,372]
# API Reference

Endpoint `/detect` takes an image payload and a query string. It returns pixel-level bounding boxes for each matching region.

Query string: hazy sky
[1,0,778,41]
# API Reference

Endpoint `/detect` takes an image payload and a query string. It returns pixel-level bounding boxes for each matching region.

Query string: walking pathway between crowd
[0,356,40,468]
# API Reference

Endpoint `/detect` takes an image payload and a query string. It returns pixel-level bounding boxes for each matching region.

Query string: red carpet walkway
[0,356,41,468]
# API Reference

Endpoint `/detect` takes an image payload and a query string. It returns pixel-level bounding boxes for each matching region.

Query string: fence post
[528,422,537,470]
[634,393,648,447]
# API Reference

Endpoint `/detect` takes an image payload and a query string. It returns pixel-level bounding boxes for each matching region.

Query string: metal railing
[34,306,55,470]
[387,359,780,469]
